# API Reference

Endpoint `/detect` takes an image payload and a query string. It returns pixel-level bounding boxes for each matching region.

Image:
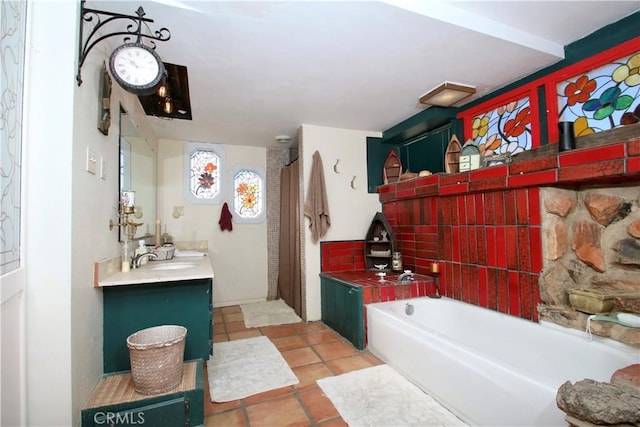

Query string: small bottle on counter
[121,241,131,272]
[135,240,149,265]
[392,252,403,272]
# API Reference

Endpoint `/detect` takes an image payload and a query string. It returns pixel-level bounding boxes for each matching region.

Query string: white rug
[207,336,299,402]
[240,299,302,328]
[317,365,467,427]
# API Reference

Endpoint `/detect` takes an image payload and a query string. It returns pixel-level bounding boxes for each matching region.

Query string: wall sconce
[419,81,476,107]
[163,97,174,114]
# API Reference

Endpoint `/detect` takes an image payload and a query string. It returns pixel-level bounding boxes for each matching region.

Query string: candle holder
[431,262,440,274]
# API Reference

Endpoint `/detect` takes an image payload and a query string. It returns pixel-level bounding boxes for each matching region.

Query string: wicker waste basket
[126,325,187,395]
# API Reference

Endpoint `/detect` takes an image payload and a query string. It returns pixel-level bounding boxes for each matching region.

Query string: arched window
[184,142,225,204]
[230,165,265,224]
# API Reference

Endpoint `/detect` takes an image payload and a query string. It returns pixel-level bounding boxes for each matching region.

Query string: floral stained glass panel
[189,150,220,200]
[233,170,263,219]
[471,96,532,157]
[557,52,640,135]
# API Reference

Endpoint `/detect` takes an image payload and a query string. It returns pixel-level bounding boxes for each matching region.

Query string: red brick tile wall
[320,240,366,272]
[377,139,639,323]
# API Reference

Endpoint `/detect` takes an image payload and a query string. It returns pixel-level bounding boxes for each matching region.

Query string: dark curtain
[277,159,302,316]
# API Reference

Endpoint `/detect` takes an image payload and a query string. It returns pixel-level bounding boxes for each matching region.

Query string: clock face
[109,43,165,95]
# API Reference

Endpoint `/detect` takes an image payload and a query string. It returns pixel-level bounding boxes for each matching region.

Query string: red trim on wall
[458,85,542,148]
[543,37,640,145]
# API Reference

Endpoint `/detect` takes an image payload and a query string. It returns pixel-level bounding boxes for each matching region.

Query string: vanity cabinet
[320,275,364,349]
[103,278,212,374]
[81,361,204,427]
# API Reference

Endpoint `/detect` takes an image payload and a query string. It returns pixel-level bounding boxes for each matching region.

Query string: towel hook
[333,159,340,173]
[350,175,356,189]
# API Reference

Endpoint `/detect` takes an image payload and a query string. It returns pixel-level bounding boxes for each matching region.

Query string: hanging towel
[304,150,330,243]
[219,202,233,231]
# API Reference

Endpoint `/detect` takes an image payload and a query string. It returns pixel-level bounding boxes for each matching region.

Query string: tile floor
[205,305,384,426]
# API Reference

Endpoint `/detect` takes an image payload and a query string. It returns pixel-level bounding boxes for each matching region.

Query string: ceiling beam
[382,0,565,59]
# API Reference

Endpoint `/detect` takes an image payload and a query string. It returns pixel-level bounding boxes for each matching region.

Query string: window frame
[229,164,266,224]
[183,142,226,205]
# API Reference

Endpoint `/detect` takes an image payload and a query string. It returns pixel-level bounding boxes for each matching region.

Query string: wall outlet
[86,147,97,175]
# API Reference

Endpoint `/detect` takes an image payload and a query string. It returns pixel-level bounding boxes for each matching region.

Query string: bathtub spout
[428,277,441,298]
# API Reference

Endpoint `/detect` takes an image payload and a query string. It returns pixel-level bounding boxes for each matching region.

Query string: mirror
[119,108,156,241]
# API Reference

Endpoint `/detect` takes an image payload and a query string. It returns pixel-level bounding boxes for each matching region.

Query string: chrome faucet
[398,270,414,283]
[132,252,158,268]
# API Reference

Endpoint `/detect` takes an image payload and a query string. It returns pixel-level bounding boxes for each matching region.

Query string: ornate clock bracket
[76,0,171,86]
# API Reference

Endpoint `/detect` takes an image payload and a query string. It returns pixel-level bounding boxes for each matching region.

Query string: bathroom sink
[149,262,197,271]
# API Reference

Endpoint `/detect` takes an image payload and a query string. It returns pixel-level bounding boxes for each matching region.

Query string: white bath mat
[240,299,302,328]
[207,336,299,402]
[317,364,467,427]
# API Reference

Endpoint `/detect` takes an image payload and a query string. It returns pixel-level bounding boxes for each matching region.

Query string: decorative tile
[557,159,624,183]
[559,144,625,167]
[508,271,520,317]
[508,169,557,188]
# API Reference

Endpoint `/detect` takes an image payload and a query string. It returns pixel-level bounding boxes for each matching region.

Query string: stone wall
[538,186,640,347]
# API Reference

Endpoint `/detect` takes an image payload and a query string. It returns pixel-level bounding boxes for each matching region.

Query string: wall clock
[109,42,166,95]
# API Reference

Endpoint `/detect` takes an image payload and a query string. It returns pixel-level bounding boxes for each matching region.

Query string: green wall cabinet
[103,278,213,374]
[320,275,364,349]
[398,123,452,176]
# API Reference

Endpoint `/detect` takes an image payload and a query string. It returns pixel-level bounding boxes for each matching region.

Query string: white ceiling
[89,1,639,148]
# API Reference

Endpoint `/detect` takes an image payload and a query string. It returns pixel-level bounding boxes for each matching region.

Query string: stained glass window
[184,142,225,204]
[556,52,640,136]
[472,95,533,157]
[231,166,265,223]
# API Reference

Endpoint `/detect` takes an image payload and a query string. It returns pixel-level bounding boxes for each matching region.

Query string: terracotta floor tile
[225,321,249,333]
[291,321,327,333]
[362,351,384,366]
[223,312,244,323]
[213,313,224,323]
[271,335,307,351]
[214,321,226,333]
[206,399,242,416]
[205,408,246,427]
[220,305,242,314]
[281,347,322,368]
[228,329,262,340]
[246,395,310,427]
[325,354,374,375]
[312,341,358,361]
[259,324,297,338]
[298,387,340,423]
[292,363,334,391]
[301,329,341,345]
[317,417,348,427]
[243,385,294,405]
[213,333,229,343]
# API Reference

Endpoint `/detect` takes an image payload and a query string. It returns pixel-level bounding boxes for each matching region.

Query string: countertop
[98,255,214,287]
[319,270,434,288]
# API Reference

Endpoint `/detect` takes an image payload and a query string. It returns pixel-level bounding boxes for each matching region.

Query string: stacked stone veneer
[538,186,640,346]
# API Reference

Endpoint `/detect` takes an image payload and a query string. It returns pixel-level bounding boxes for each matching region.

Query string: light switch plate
[99,156,107,180]
[86,147,97,175]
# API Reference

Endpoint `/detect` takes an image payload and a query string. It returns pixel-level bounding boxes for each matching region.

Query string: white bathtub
[366,297,639,426]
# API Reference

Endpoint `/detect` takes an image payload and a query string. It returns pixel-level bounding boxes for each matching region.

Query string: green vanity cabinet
[320,275,364,350]
[103,278,213,374]
[81,361,204,427]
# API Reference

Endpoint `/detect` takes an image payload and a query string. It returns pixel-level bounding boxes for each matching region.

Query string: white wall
[300,125,382,320]
[22,2,159,424]
[157,140,268,306]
